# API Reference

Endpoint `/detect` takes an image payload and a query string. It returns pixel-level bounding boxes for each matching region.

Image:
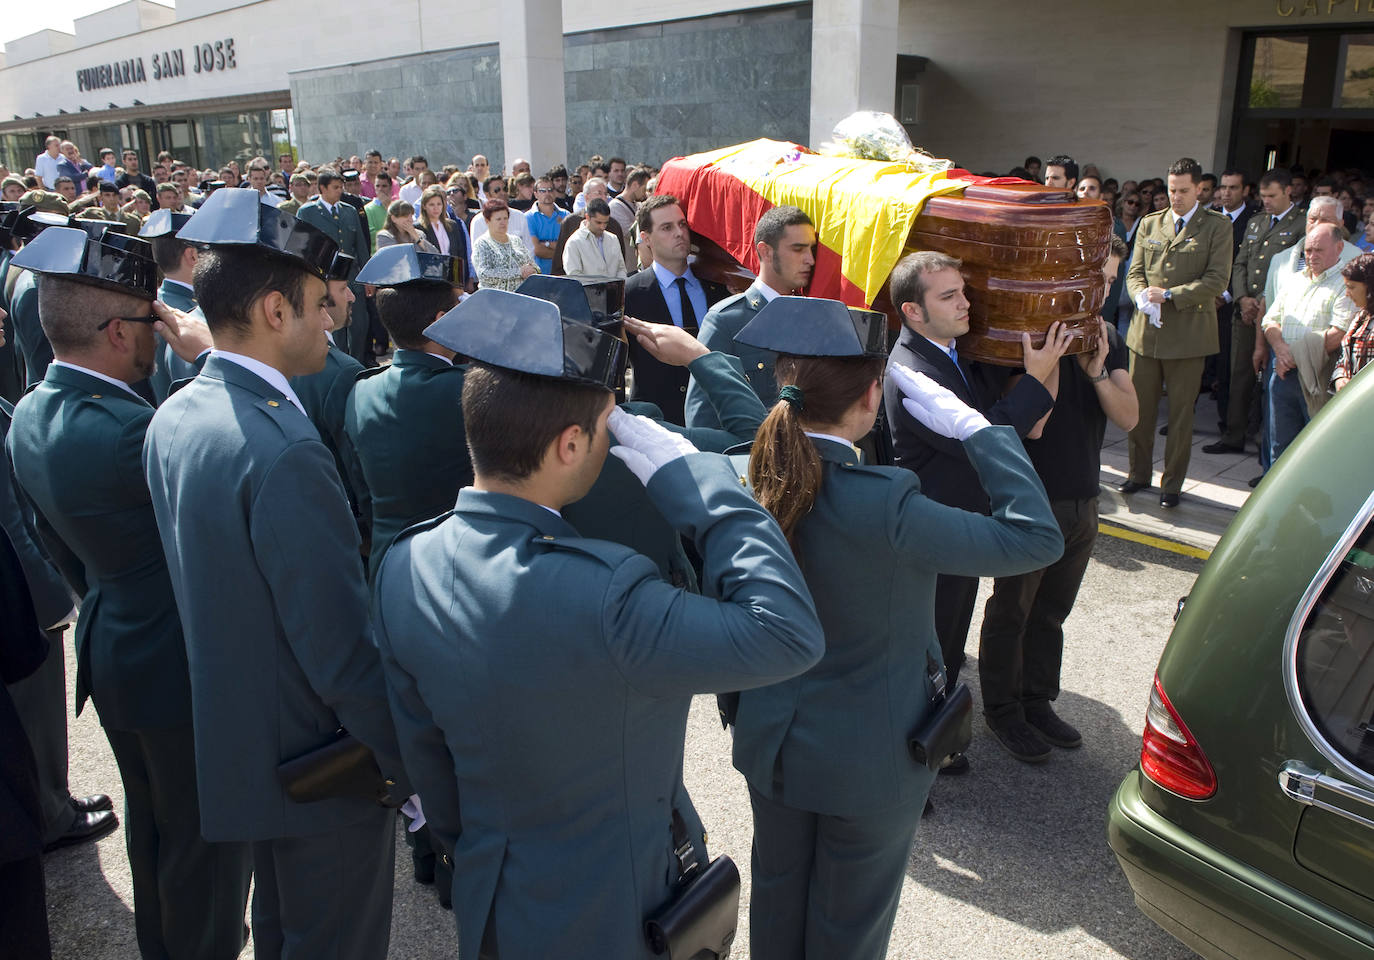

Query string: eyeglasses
[97,315,156,331]
[535,187,553,194]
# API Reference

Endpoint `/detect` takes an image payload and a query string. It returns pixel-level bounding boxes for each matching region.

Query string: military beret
[12,224,158,300]
[735,296,888,358]
[355,243,459,288]
[18,190,70,215]
[176,187,339,278]
[424,288,624,389]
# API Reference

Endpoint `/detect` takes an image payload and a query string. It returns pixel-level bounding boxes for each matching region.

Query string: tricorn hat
[734,296,888,358]
[424,288,624,389]
[355,243,460,288]
[139,208,195,239]
[12,225,159,300]
[175,188,338,278]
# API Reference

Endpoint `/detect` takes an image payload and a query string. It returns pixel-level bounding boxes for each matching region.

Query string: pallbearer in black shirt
[977,235,1138,762]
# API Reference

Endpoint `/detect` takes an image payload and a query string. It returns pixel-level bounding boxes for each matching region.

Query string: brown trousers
[1127,352,1206,494]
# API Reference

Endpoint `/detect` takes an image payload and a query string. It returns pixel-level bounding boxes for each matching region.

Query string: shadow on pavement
[43,835,138,957]
[909,682,1195,960]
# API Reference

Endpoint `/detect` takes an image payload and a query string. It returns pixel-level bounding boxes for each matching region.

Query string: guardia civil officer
[9,207,81,388]
[517,274,772,589]
[344,243,466,578]
[730,298,1062,959]
[5,224,253,959]
[289,250,371,546]
[140,208,203,402]
[143,189,414,960]
[1,203,28,401]
[372,288,824,959]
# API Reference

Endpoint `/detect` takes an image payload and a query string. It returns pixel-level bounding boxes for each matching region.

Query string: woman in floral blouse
[1334,254,1374,391]
[471,199,537,291]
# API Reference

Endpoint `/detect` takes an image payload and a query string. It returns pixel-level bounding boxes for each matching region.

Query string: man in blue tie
[883,251,1069,767]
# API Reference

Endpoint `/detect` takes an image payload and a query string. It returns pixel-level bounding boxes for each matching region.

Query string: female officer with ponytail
[729,296,1063,960]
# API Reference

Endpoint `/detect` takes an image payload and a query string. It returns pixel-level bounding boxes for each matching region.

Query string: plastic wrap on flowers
[819,111,953,174]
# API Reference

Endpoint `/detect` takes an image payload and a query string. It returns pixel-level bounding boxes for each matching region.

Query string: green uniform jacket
[1232,205,1304,301]
[291,341,369,539]
[1126,206,1233,359]
[296,199,372,362]
[150,279,199,404]
[731,427,1063,816]
[144,355,411,840]
[10,270,48,388]
[565,351,768,589]
[373,453,823,960]
[684,281,772,429]
[7,364,192,730]
[344,349,467,581]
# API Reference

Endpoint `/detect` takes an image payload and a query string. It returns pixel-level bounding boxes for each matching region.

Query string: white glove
[1134,290,1163,328]
[888,364,990,441]
[607,407,699,485]
[401,794,425,833]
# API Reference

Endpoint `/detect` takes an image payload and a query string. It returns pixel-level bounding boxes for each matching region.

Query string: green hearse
[1107,364,1374,960]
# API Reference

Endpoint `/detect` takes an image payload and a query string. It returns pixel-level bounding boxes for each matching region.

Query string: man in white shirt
[561,199,626,279]
[398,155,429,207]
[34,137,64,190]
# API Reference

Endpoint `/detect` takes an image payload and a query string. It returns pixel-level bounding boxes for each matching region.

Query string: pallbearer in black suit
[140,208,203,402]
[344,243,465,580]
[5,225,252,960]
[728,297,1061,960]
[623,194,728,424]
[883,251,1070,768]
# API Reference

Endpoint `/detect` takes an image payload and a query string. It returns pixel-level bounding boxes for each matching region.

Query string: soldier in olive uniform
[140,209,204,402]
[6,226,252,959]
[685,206,817,430]
[1121,158,1233,507]
[1212,169,1302,453]
[373,288,824,959]
[145,190,413,960]
[77,181,142,234]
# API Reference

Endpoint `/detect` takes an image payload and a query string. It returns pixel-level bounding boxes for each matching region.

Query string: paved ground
[43,533,1204,959]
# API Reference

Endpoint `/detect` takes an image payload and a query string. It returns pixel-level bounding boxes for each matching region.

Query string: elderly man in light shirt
[1262,196,1363,307]
[34,137,64,189]
[561,198,626,278]
[1257,222,1355,468]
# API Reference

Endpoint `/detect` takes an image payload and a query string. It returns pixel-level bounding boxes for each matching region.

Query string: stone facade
[289,4,812,171]
[290,45,505,169]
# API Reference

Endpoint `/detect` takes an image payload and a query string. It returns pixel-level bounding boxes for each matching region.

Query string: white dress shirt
[49,360,144,400]
[211,350,308,416]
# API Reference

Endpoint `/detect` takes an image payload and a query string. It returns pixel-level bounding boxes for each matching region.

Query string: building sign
[76,38,237,92]
[1277,0,1374,13]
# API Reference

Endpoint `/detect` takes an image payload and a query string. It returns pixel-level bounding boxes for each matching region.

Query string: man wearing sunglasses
[6,225,241,960]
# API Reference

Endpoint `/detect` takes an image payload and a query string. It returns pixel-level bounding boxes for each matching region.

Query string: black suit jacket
[623,268,727,424]
[883,326,1053,514]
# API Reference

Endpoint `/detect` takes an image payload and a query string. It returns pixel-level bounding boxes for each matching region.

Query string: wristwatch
[1163,289,1173,301]
[1088,368,1110,383]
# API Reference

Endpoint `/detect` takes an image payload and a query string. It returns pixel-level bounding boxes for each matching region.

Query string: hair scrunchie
[778,384,805,411]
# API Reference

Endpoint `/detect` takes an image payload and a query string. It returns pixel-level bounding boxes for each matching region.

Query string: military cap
[735,296,888,358]
[12,225,158,300]
[97,180,119,194]
[516,274,626,335]
[70,218,128,240]
[0,202,24,248]
[355,243,459,288]
[12,208,71,243]
[289,173,310,186]
[18,189,70,215]
[424,288,624,390]
[325,250,355,282]
[176,187,339,278]
[139,208,195,238]
[342,170,360,183]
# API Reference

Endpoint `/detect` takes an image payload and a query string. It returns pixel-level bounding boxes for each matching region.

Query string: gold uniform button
[91,394,102,399]
[542,535,555,541]
[267,400,280,407]
[757,362,764,369]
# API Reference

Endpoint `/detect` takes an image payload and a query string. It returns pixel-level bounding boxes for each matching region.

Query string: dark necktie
[675,276,697,330]
[1175,217,1185,236]
[1271,214,1280,229]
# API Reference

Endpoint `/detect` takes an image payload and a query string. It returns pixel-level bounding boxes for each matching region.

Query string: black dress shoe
[1118,479,1151,495]
[1158,424,1168,436]
[1248,475,1262,488]
[44,809,118,852]
[938,752,970,776]
[1160,493,1180,508]
[71,793,113,814]
[1201,441,1244,455]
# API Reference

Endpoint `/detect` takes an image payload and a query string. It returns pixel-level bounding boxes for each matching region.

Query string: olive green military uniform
[1220,205,1303,448]
[277,198,303,217]
[77,205,143,235]
[1125,205,1233,494]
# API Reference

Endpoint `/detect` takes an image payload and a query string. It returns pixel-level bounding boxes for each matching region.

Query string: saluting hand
[888,363,990,442]
[623,316,708,367]
[152,300,213,362]
[607,408,699,486]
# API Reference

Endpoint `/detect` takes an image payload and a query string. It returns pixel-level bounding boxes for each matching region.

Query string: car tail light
[1140,674,1217,800]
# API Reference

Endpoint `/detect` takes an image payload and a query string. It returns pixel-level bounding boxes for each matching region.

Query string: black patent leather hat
[355,243,459,287]
[735,296,888,358]
[12,225,158,300]
[516,274,626,334]
[175,188,338,278]
[139,208,195,238]
[424,287,624,389]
